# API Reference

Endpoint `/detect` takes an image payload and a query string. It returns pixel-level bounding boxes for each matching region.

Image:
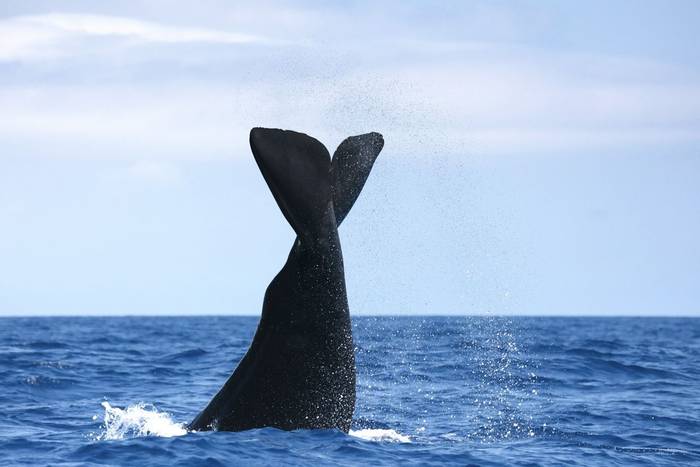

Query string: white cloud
[26,13,263,44]
[0,13,266,61]
[0,18,66,61]
[456,128,700,156]
[0,8,698,159]
[1,55,699,161]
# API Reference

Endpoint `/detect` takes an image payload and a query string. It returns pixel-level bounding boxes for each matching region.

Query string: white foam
[93,401,409,443]
[94,401,187,440]
[349,428,411,443]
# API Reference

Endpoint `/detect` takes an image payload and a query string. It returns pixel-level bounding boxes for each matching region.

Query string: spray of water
[92,402,187,440]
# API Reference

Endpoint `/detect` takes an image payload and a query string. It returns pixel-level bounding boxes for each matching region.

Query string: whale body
[189,127,384,432]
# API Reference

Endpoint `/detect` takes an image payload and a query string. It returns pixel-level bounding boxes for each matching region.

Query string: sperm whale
[189,127,384,432]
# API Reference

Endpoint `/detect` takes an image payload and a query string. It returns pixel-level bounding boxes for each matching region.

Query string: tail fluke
[250,128,383,234]
[250,128,332,238]
[331,132,384,226]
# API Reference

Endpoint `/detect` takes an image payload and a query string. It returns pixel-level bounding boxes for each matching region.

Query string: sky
[1,0,699,316]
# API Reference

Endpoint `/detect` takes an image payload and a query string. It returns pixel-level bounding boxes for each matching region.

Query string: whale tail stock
[249,128,384,236]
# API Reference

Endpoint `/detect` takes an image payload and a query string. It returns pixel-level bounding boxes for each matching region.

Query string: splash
[93,401,187,440]
[93,401,409,443]
[466,316,541,442]
[350,429,411,443]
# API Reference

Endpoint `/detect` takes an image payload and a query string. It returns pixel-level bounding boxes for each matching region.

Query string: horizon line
[1,313,698,318]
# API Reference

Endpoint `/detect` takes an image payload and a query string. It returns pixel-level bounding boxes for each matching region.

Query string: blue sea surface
[1,316,699,466]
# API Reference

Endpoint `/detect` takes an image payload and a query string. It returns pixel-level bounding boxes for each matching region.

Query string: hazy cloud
[0,13,266,61]
[0,5,699,159]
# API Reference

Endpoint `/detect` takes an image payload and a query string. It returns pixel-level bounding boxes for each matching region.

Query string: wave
[23,375,76,387]
[158,348,208,362]
[25,340,70,350]
[349,429,411,443]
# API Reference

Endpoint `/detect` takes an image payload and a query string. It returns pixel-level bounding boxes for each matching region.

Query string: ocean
[1,316,698,466]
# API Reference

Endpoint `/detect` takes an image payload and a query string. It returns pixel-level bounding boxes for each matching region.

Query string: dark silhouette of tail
[189,128,382,433]
[250,128,384,235]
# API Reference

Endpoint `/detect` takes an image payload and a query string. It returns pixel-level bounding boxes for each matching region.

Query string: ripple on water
[0,316,699,467]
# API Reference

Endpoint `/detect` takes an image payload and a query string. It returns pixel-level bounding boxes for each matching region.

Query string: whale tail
[250,128,384,235]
